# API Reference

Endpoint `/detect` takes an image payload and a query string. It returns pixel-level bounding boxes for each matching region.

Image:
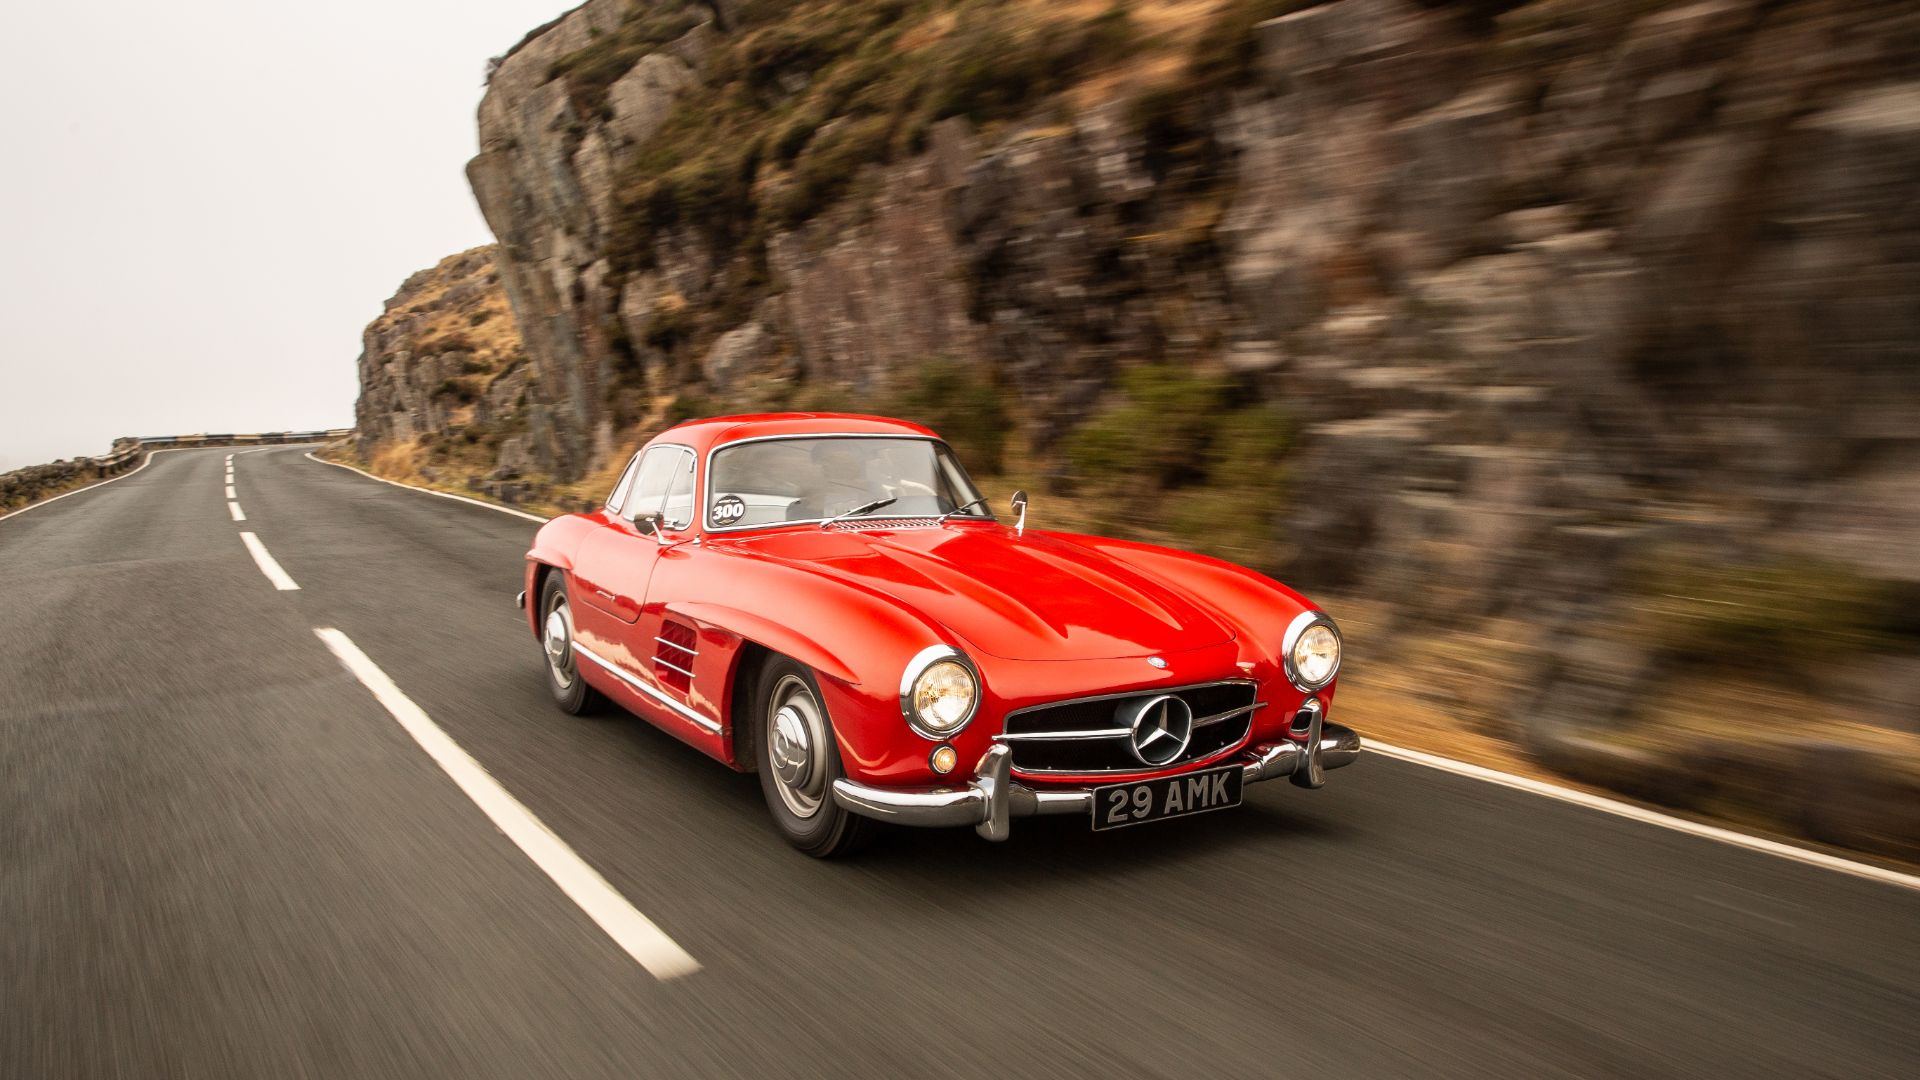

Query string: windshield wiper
[937,497,988,524]
[820,496,897,528]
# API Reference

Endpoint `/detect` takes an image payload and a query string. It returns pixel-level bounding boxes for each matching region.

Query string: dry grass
[366,438,429,486]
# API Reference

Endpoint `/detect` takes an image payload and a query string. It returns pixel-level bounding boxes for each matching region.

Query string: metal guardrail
[85,429,355,476]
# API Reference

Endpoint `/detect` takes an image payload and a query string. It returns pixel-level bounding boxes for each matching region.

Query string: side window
[605,453,642,516]
[627,446,696,530]
[660,453,696,529]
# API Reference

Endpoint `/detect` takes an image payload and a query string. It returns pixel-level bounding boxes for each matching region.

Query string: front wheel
[755,657,871,858]
[539,572,604,715]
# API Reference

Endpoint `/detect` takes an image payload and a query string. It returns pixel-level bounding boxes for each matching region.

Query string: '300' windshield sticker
[712,495,747,526]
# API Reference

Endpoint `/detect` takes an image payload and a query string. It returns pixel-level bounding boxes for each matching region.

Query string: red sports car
[520,413,1359,856]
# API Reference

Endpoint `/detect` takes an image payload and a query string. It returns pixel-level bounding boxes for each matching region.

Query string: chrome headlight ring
[899,644,981,740]
[1281,610,1342,693]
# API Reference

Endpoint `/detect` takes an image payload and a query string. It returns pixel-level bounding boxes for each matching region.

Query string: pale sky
[0,1,574,471]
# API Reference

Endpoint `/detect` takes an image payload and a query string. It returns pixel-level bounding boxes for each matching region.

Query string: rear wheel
[539,572,603,715]
[755,657,871,858]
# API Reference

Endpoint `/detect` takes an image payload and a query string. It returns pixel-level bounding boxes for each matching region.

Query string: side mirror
[634,512,673,546]
[1010,490,1028,538]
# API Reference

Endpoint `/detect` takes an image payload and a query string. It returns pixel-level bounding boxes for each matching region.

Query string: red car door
[570,445,698,709]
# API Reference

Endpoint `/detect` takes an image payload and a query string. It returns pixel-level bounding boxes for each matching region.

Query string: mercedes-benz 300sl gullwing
[519,414,1359,856]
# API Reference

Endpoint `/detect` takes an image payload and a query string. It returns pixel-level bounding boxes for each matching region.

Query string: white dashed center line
[239,531,300,591]
[225,485,237,500]
[228,502,246,522]
[313,628,701,980]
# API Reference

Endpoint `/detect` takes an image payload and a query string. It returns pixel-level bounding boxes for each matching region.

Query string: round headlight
[1283,612,1342,691]
[901,647,979,738]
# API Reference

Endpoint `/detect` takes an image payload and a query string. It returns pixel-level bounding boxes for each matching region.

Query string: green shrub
[1067,365,1231,485]
[1064,367,1294,564]
[887,358,1011,474]
[1636,553,1905,673]
[767,114,893,228]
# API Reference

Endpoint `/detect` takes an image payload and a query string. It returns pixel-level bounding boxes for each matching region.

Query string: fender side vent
[653,620,698,692]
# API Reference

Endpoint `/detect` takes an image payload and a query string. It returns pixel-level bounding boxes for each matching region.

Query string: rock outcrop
[352,246,531,478]
[350,0,1920,851]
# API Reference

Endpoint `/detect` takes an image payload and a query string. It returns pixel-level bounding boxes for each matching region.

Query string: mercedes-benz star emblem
[1119,694,1194,767]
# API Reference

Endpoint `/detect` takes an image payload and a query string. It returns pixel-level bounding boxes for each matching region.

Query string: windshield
[706,437,990,530]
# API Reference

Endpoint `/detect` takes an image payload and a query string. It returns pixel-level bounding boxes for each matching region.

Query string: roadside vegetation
[0,460,116,514]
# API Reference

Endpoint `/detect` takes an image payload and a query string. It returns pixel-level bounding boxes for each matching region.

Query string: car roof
[650,412,940,456]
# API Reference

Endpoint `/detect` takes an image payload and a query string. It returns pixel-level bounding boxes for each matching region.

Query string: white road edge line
[238,531,300,591]
[306,451,548,523]
[313,628,700,980]
[1366,740,1920,892]
[228,501,246,522]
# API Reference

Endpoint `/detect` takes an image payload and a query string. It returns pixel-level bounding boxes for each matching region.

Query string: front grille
[998,681,1259,775]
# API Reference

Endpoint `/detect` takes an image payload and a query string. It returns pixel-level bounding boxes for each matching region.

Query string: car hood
[722,526,1235,661]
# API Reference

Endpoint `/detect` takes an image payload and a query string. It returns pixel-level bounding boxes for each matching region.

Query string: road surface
[3,447,1916,1079]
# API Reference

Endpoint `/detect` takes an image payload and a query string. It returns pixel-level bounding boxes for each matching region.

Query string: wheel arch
[526,560,563,640]
[726,640,772,772]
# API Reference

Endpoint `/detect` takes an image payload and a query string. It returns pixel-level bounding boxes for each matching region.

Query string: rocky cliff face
[352,0,1920,849]
[352,246,539,494]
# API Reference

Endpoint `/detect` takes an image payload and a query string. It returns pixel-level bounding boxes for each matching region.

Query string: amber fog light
[930,745,958,774]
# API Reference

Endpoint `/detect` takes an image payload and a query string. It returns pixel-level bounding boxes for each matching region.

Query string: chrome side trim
[653,656,696,680]
[995,727,1131,743]
[574,643,720,732]
[1281,610,1341,693]
[654,635,697,655]
[898,643,981,740]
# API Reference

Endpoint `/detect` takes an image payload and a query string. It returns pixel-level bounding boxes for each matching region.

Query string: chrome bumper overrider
[831,721,1361,841]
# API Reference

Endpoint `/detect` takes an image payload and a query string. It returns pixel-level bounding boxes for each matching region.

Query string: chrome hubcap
[770,706,812,788]
[544,603,575,689]
[766,674,828,818]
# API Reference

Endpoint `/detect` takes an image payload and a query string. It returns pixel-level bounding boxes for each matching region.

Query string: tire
[538,571,604,715]
[755,656,872,858]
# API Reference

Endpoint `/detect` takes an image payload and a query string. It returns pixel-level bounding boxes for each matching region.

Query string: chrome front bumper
[831,719,1361,842]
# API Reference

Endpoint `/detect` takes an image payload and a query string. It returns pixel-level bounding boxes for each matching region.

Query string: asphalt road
[3,446,1916,1079]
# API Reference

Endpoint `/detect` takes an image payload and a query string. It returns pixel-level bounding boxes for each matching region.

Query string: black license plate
[1090,765,1243,831]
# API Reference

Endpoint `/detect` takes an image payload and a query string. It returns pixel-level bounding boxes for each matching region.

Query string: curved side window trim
[626,443,699,531]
